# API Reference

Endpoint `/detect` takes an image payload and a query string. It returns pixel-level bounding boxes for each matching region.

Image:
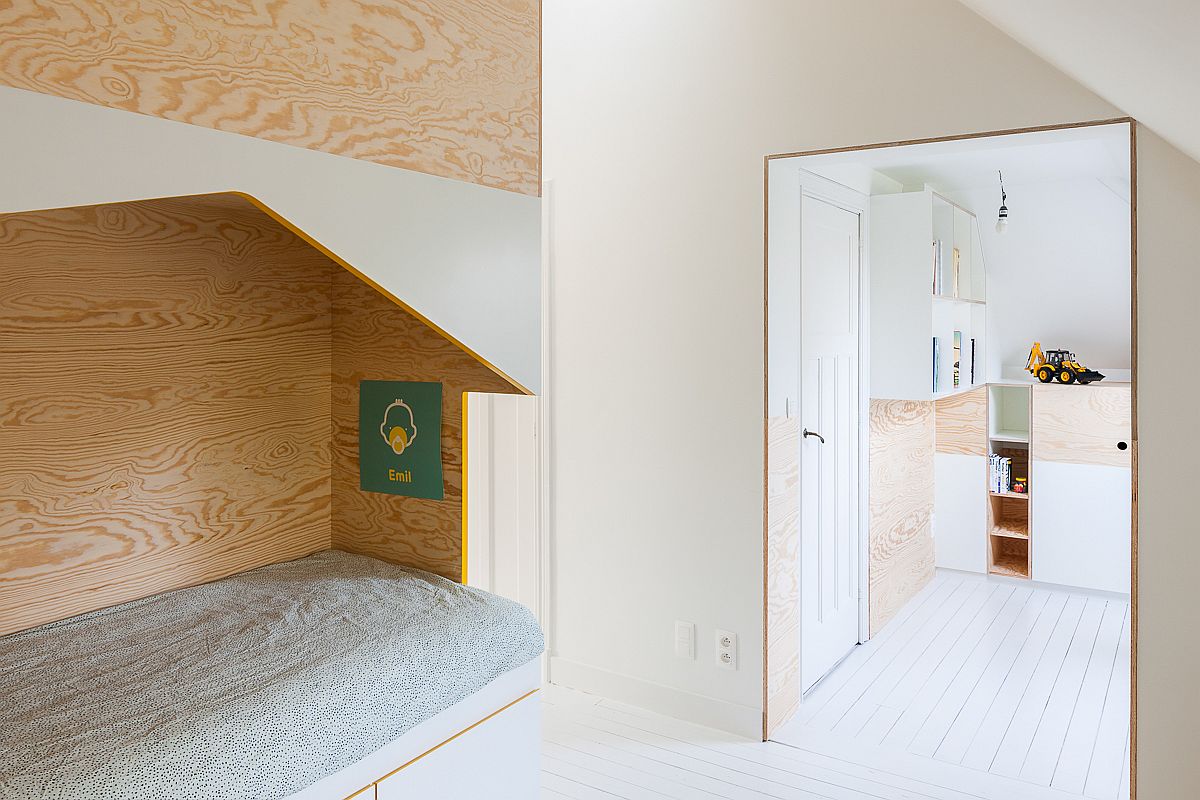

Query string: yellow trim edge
[462,391,469,585]
[369,688,539,792]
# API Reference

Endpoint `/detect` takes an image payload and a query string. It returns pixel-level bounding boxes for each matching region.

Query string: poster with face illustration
[359,380,444,499]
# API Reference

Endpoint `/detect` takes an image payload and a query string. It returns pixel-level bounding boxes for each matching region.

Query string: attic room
[1,2,1198,799]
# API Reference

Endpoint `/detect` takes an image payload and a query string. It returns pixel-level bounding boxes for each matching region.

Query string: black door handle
[803,428,826,444]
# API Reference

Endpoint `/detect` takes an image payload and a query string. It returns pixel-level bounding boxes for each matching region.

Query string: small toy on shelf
[1026,341,1105,385]
[1012,477,1028,494]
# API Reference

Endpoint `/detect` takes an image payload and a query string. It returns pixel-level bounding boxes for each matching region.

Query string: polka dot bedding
[0,550,544,799]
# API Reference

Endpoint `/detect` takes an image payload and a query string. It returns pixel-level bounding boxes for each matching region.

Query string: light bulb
[995,204,1009,234]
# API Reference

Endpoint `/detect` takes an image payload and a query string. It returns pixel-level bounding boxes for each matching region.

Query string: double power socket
[674,621,737,670]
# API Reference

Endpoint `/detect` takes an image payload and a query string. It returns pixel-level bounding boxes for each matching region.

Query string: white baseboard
[548,656,761,740]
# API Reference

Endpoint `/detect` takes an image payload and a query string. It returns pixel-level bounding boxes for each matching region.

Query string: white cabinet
[1031,461,1131,594]
[934,453,987,572]
[870,189,986,402]
[375,694,541,799]
[1030,384,1132,594]
[933,387,988,573]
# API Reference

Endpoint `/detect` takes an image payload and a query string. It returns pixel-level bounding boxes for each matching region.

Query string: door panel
[799,194,861,694]
[1031,384,1132,593]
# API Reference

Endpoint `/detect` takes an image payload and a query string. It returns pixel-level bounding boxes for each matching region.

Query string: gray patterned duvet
[0,550,544,800]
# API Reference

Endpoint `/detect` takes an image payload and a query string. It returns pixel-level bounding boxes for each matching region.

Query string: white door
[799,192,862,694]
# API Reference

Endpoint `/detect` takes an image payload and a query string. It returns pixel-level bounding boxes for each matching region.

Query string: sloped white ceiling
[957,0,1200,163]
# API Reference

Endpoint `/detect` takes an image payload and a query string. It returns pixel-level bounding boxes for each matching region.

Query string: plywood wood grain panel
[331,268,521,581]
[869,399,935,635]
[0,0,540,195]
[935,386,987,455]
[1032,384,1132,468]
[764,415,800,737]
[0,194,332,636]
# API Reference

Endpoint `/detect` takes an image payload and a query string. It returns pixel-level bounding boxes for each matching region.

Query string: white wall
[949,178,1131,379]
[543,0,1120,737]
[545,3,1200,790]
[0,87,542,393]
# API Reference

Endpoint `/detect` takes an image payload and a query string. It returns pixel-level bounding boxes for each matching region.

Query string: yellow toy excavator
[1026,342,1105,385]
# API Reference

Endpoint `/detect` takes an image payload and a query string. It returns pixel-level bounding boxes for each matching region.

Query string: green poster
[359,380,444,499]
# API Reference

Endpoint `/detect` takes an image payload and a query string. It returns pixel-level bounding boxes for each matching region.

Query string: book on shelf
[932,336,940,393]
[952,247,961,297]
[953,330,962,388]
[970,338,976,385]
[989,453,1013,494]
[931,240,942,294]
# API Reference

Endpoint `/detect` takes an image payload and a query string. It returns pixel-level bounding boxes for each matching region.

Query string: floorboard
[771,571,1131,800]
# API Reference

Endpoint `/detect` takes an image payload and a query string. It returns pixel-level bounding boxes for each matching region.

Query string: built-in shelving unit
[870,188,987,402]
[987,384,1031,578]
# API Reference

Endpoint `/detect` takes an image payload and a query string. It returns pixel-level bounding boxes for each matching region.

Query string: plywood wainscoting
[764,415,801,738]
[868,399,935,635]
[0,0,541,195]
[0,193,525,636]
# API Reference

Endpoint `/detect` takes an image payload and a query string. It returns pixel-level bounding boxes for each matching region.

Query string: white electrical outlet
[715,629,737,670]
[674,621,695,660]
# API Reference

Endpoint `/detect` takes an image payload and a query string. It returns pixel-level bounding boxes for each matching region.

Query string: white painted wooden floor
[541,571,1129,800]
[773,571,1131,800]
[543,683,968,799]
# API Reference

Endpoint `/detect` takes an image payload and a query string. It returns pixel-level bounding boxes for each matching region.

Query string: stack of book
[989,453,1013,494]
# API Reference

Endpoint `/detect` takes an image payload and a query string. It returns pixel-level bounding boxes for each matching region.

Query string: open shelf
[989,491,1028,501]
[933,294,986,305]
[990,523,1030,539]
[990,546,1030,579]
[988,493,1030,577]
[989,385,1030,445]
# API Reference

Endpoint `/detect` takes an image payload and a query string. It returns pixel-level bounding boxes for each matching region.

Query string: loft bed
[0,194,538,799]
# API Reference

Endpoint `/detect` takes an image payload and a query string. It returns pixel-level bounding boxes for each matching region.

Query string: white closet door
[1032,462,1130,593]
[1030,384,1132,594]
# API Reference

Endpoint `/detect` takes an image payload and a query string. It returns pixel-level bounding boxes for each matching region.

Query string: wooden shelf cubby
[987,384,1033,579]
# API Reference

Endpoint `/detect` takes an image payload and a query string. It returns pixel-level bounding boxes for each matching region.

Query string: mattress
[0,550,544,800]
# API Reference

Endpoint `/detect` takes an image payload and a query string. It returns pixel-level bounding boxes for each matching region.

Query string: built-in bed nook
[0,194,542,800]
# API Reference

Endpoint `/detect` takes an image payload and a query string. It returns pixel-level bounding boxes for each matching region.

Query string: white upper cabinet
[870,189,987,401]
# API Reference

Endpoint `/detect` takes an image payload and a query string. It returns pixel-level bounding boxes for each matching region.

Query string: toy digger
[1026,342,1105,385]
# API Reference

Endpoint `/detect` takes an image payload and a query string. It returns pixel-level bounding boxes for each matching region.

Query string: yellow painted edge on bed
[461,391,469,585]
[340,783,374,800]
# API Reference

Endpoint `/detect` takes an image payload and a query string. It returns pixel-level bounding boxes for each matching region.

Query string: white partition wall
[465,393,542,616]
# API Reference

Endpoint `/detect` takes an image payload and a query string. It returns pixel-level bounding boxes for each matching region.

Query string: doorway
[764,120,1136,800]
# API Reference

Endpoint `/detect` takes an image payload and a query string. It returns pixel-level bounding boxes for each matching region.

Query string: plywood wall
[0,192,528,635]
[330,267,522,581]
[1033,383,1132,467]
[869,399,936,635]
[0,194,333,636]
[0,0,540,195]
[935,386,988,456]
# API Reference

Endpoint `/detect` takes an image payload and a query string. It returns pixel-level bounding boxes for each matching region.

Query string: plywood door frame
[760,117,1139,800]
[763,164,870,730]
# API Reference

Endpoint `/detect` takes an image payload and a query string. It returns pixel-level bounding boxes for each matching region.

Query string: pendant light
[995,171,1009,233]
